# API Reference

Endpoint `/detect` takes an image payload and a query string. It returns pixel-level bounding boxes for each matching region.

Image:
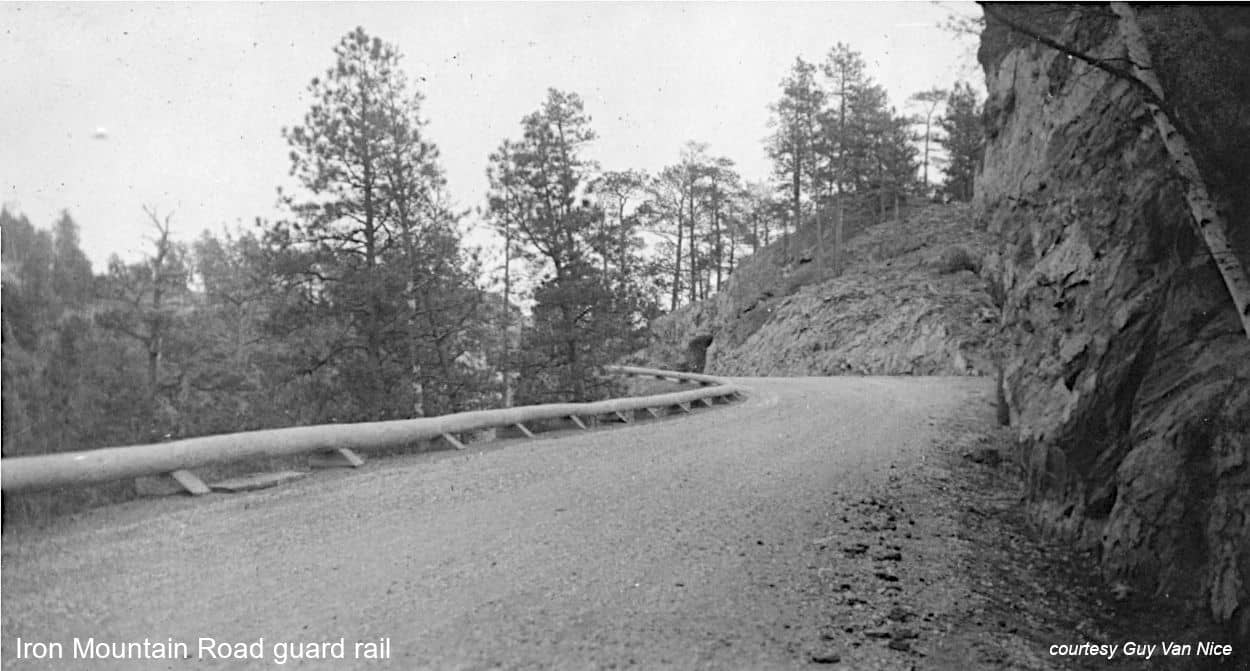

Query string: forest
[1,28,983,484]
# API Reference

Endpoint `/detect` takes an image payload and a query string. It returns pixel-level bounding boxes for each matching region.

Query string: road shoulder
[817,383,1241,671]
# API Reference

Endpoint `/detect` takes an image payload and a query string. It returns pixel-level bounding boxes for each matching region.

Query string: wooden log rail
[0,366,744,494]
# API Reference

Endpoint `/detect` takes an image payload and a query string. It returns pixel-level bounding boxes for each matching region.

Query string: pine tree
[741,181,785,254]
[642,163,691,311]
[680,142,710,303]
[3,207,151,460]
[937,81,984,202]
[820,44,869,198]
[819,44,881,264]
[486,139,528,407]
[589,169,649,288]
[487,89,643,402]
[50,212,94,307]
[768,57,825,262]
[874,106,920,220]
[694,156,742,293]
[908,88,948,194]
[270,27,461,419]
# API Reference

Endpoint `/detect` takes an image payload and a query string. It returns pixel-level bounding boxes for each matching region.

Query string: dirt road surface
[3,376,1053,670]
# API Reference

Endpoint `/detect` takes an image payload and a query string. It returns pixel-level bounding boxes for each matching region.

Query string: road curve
[2,376,989,670]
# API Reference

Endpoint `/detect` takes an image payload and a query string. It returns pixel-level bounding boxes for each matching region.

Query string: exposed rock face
[632,205,1000,378]
[979,4,1250,635]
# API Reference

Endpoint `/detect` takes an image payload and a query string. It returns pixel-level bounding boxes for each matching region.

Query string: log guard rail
[0,365,744,494]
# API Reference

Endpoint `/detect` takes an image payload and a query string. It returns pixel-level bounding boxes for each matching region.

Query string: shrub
[935,245,982,274]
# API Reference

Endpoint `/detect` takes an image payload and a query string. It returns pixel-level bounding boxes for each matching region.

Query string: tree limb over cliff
[980,2,1250,339]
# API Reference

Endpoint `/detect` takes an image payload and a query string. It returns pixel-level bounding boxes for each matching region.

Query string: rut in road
[2,376,992,670]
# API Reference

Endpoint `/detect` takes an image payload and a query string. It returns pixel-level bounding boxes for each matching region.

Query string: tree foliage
[908,88,948,193]
[769,57,825,258]
[937,82,984,202]
[637,143,756,310]
[761,43,919,272]
[487,89,654,403]
[269,27,485,420]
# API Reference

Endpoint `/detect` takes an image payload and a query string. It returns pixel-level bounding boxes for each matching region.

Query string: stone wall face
[630,204,998,379]
[978,4,1249,632]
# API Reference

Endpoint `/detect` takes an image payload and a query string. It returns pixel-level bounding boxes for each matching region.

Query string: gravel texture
[3,376,1072,670]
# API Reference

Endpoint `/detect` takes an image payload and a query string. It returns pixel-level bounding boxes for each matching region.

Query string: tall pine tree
[487,89,643,402]
[270,27,471,420]
[768,57,825,262]
[938,82,984,202]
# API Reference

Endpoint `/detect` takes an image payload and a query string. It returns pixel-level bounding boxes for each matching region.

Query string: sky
[1,1,983,272]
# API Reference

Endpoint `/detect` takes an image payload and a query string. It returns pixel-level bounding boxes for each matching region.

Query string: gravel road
[2,376,996,670]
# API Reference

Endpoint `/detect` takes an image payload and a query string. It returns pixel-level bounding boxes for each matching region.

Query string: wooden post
[309,448,365,469]
[135,469,210,497]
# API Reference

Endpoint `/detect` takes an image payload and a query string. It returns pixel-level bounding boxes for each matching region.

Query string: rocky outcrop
[632,204,1000,378]
[979,4,1250,637]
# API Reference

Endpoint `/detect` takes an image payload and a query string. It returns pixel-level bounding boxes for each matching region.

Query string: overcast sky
[1,1,982,271]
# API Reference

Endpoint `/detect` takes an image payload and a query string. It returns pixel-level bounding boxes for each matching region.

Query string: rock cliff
[979,4,1249,640]
[632,204,1000,379]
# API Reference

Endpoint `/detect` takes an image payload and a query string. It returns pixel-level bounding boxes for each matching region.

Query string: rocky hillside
[980,4,1249,643]
[633,203,1000,378]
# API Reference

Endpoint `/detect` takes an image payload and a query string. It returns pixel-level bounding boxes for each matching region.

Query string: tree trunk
[408,288,425,417]
[791,149,801,263]
[602,210,610,279]
[359,83,385,413]
[835,196,844,274]
[142,210,172,406]
[501,216,512,408]
[560,300,583,400]
[922,116,931,190]
[618,201,629,291]
[146,342,160,402]
[876,150,886,224]
[147,271,162,400]
[712,184,722,291]
[672,197,683,311]
[751,211,760,254]
[1111,2,1250,339]
[688,175,698,305]
[816,178,824,271]
[405,235,425,418]
[423,288,457,412]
